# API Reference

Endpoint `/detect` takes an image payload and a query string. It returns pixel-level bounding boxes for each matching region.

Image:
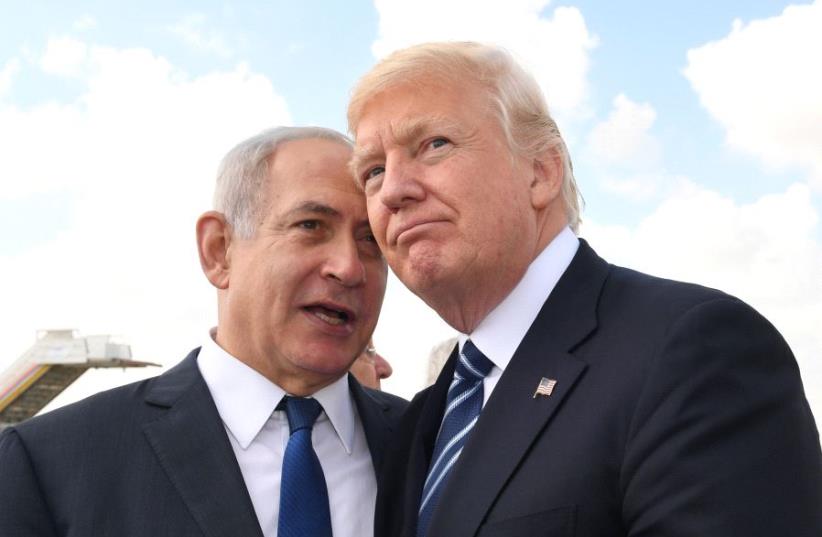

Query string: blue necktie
[278,396,332,537]
[417,340,494,537]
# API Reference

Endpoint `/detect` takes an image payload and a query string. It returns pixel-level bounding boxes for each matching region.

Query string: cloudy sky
[1,1,820,424]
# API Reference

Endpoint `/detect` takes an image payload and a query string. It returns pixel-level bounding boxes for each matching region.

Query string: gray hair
[213,126,353,238]
[348,42,582,232]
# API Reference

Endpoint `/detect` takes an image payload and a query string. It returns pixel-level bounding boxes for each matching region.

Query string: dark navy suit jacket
[0,349,407,537]
[376,240,822,537]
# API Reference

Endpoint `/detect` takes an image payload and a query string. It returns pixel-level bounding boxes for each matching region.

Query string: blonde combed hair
[347,41,582,232]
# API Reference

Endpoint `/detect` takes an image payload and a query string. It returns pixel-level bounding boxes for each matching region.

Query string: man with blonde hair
[348,42,822,537]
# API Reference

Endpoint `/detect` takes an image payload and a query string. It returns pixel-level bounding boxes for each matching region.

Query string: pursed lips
[391,218,447,246]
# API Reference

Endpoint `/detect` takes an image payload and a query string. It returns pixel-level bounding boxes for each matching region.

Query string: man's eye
[297,220,320,230]
[359,232,383,257]
[356,227,378,243]
[364,166,385,182]
[429,137,450,150]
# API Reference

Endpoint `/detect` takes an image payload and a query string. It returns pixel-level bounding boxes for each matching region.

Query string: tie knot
[282,396,323,434]
[455,340,494,382]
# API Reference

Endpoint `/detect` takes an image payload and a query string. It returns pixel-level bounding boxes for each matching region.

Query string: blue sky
[1,1,820,422]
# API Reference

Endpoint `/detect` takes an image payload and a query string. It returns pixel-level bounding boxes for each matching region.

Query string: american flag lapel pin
[533,377,557,398]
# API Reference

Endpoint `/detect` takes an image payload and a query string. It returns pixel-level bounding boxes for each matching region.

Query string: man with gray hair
[0,126,407,537]
[348,42,822,536]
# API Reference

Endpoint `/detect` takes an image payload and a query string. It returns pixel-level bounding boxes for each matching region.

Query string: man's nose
[379,158,426,211]
[373,351,393,380]
[321,238,366,286]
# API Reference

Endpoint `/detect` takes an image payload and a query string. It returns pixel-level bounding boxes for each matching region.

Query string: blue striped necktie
[417,340,494,537]
[278,396,332,537]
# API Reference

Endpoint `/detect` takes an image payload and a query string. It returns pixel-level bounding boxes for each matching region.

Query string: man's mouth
[304,304,355,326]
[392,219,447,246]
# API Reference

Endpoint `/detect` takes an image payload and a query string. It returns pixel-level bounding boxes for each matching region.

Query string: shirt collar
[459,226,579,371]
[197,329,356,453]
[311,372,356,454]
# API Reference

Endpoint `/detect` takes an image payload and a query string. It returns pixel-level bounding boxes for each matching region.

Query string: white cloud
[40,36,89,77]
[581,181,822,422]
[168,13,233,58]
[1,40,289,201]
[588,94,660,167]
[371,0,598,117]
[597,172,681,202]
[583,93,666,201]
[684,1,822,187]
[0,38,291,408]
[0,57,20,97]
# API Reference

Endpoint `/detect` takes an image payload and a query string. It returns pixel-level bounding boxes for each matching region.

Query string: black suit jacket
[376,240,822,537]
[0,348,407,537]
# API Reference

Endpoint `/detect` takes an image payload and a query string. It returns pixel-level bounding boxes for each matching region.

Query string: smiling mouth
[304,305,354,326]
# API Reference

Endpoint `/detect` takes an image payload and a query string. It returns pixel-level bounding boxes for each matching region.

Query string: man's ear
[529,146,564,210]
[196,211,232,290]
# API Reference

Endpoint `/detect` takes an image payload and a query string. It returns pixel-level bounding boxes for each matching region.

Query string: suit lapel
[142,350,264,537]
[428,344,587,537]
[393,347,459,537]
[427,241,610,537]
[349,374,398,472]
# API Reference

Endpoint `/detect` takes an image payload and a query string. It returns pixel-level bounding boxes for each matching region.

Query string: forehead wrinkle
[391,114,460,146]
[351,114,464,175]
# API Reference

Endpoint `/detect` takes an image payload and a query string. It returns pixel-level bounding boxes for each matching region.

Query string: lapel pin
[533,377,557,398]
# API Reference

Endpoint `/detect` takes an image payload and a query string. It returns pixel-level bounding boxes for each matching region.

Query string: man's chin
[293,344,360,377]
[392,244,448,291]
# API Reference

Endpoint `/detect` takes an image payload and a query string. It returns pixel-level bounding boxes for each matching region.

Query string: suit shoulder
[394,384,436,427]
[13,380,136,440]
[607,263,728,299]
[11,361,181,448]
[591,263,796,371]
[602,263,744,320]
[363,387,409,414]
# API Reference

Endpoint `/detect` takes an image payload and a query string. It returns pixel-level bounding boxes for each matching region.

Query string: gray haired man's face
[222,137,387,392]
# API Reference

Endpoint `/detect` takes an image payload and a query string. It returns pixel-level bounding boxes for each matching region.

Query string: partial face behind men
[349,339,393,390]
[214,138,387,395]
[352,78,543,307]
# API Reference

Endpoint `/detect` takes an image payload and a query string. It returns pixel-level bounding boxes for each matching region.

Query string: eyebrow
[284,201,341,219]
[349,144,381,177]
[282,201,371,230]
[350,115,461,174]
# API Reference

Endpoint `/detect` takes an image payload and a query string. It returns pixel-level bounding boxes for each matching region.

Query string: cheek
[366,202,390,239]
[364,268,387,311]
[264,263,308,314]
[480,168,530,218]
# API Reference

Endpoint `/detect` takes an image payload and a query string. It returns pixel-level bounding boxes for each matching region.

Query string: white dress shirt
[197,331,377,537]
[459,226,579,406]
